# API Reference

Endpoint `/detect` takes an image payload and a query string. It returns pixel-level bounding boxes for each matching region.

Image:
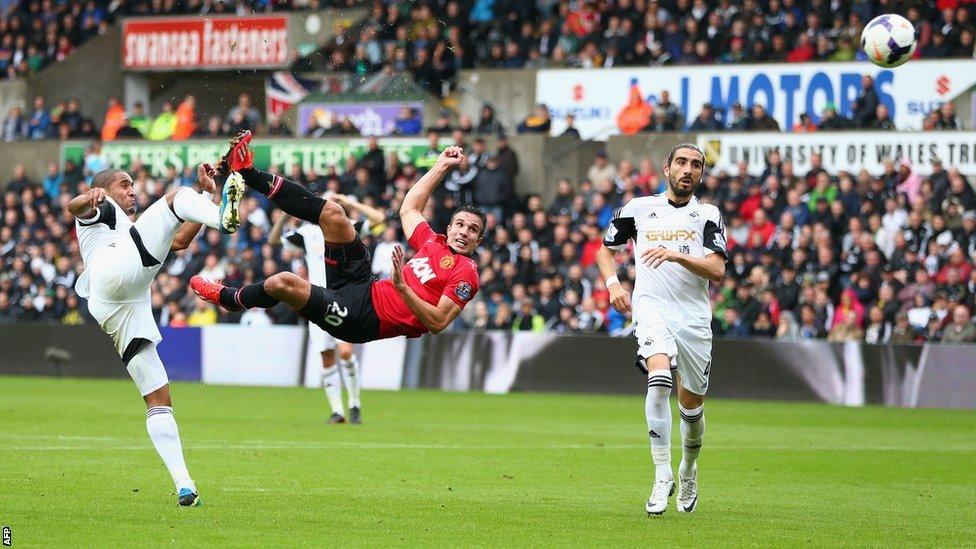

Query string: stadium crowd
[332,1,976,97]
[2,130,976,344]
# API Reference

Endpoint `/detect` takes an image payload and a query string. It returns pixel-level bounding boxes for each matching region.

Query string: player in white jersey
[69,165,244,506]
[597,143,727,516]
[268,193,387,425]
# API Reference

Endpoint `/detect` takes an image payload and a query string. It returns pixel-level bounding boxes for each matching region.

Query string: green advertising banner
[61,138,447,178]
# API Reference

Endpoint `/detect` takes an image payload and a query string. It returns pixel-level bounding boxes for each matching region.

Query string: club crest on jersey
[440,255,455,269]
[455,281,473,301]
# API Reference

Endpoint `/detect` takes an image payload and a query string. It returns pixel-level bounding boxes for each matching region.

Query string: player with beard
[596,143,728,515]
[191,131,484,344]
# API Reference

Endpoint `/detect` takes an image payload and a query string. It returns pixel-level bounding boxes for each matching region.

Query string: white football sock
[679,403,705,477]
[173,188,220,229]
[339,355,361,409]
[646,370,673,481]
[322,365,345,416]
[146,406,194,492]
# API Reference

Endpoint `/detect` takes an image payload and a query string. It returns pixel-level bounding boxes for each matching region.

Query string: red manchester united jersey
[371,221,480,338]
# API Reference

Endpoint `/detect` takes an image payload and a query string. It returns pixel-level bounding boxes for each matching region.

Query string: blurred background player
[268,194,389,424]
[597,143,727,516]
[191,132,484,344]
[68,164,244,506]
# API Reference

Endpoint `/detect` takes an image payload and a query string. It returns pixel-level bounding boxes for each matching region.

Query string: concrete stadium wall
[606,132,696,169]
[0,140,62,183]
[0,78,28,117]
[29,25,123,126]
[457,69,537,133]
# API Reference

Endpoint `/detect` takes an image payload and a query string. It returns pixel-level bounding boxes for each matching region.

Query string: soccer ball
[861,14,917,68]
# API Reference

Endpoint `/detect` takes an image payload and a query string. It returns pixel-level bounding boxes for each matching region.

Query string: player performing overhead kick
[69,164,245,507]
[596,143,727,516]
[191,131,484,344]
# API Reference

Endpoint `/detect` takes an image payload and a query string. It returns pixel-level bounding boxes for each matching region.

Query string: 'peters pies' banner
[122,15,289,70]
[698,131,976,177]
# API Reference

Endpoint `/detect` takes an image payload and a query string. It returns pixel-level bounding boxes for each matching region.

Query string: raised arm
[67,186,106,219]
[400,146,463,240]
[268,210,289,246]
[334,194,388,226]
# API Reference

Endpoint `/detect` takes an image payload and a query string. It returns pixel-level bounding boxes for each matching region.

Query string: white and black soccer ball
[861,14,917,68]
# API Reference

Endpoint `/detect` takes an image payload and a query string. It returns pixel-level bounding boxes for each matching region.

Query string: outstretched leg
[224,131,356,245]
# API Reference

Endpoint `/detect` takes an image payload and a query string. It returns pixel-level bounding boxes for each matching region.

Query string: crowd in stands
[327,1,976,98]
[2,127,976,344]
[2,91,286,142]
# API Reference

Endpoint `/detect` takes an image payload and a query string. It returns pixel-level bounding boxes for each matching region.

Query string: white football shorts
[633,308,713,395]
[308,321,338,353]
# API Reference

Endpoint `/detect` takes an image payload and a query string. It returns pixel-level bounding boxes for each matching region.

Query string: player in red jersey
[190,131,485,342]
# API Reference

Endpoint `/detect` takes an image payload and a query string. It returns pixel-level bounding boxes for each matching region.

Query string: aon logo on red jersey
[408,257,437,283]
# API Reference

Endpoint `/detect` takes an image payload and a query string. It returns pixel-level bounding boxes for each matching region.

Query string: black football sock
[239,167,325,224]
[219,283,279,310]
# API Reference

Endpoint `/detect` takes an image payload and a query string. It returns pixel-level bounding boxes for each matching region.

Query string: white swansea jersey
[603,194,727,322]
[75,196,133,298]
[283,223,328,286]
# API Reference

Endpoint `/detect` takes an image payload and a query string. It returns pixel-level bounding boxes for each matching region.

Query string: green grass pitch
[1,376,974,546]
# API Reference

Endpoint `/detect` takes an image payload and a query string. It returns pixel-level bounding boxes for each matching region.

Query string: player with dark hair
[596,143,727,515]
[191,131,485,343]
[68,163,245,506]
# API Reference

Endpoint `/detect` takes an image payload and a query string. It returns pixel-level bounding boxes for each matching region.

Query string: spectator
[941,305,976,343]
[476,104,505,135]
[560,114,581,137]
[172,95,197,140]
[688,103,721,131]
[750,104,780,131]
[870,105,896,130]
[792,112,817,133]
[726,102,750,130]
[225,92,260,132]
[474,155,513,223]
[114,115,142,139]
[128,102,151,137]
[655,90,683,129]
[936,102,962,130]
[28,94,51,139]
[2,106,27,142]
[750,311,776,337]
[494,135,520,180]
[864,306,893,344]
[827,309,864,342]
[101,96,125,141]
[852,75,879,128]
[267,114,292,137]
[393,107,422,136]
[517,104,552,134]
[817,103,852,130]
[147,101,176,141]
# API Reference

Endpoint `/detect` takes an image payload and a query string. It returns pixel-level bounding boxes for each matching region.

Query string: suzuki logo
[572,84,584,102]
[936,75,951,97]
